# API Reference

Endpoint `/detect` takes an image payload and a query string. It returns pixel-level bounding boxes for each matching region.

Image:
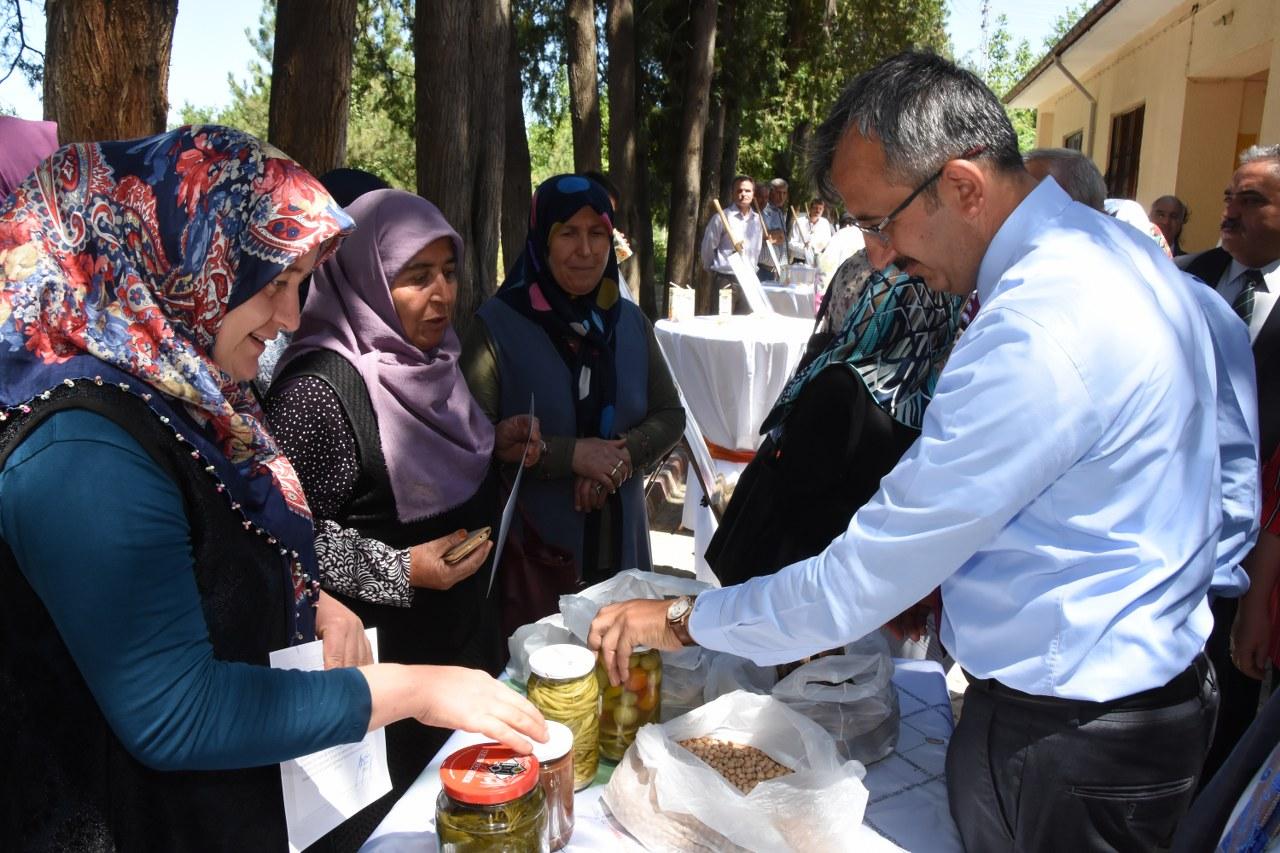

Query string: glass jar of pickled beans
[596,647,662,761]
[436,743,548,852]
[526,644,599,789]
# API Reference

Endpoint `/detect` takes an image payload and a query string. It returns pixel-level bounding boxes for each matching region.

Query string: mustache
[1222,217,1241,231]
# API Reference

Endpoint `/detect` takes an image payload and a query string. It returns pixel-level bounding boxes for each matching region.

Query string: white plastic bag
[556,569,714,717]
[603,691,868,852]
[504,613,576,684]
[771,651,898,764]
[557,568,710,643]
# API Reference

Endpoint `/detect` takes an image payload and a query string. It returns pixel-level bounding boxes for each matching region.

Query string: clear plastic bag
[771,651,898,764]
[555,569,714,719]
[701,635,898,764]
[602,691,868,852]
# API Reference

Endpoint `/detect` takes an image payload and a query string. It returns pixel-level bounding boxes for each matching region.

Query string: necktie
[1233,269,1264,325]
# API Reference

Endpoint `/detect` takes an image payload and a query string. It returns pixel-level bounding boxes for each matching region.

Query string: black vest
[271,350,501,806]
[0,382,293,852]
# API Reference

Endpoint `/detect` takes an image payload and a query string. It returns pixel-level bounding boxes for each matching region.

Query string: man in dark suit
[1178,143,1280,784]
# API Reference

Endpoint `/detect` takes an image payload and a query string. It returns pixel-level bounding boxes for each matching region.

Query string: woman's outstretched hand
[361,664,548,753]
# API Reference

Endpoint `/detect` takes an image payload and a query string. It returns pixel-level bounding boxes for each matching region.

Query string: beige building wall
[1023,0,1278,253]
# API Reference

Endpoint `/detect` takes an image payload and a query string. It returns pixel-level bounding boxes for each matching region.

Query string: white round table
[654,314,813,454]
[762,283,817,318]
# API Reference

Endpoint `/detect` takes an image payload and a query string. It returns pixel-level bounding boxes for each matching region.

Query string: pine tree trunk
[720,92,742,204]
[416,0,509,338]
[565,0,602,173]
[43,0,178,143]
[268,0,357,175]
[695,91,726,315]
[634,112,657,318]
[502,21,532,279]
[606,0,640,303]
[661,0,717,300]
[469,0,510,310]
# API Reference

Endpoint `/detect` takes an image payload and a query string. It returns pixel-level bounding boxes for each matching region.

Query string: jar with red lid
[435,743,549,852]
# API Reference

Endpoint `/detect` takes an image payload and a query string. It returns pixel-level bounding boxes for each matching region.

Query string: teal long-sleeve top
[0,409,372,772]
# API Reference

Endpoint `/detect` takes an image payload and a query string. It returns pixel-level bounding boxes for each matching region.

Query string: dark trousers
[1202,595,1262,785]
[947,654,1218,852]
[712,271,750,315]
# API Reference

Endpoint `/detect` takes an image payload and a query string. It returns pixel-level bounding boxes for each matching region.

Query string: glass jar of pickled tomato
[596,647,661,761]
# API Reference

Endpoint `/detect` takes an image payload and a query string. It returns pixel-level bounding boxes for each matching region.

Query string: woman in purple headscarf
[266,188,540,808]
[0,116,58,201]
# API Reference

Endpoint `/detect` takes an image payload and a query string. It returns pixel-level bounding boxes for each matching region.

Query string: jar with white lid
[526,643,599,788]
[531,720,575,850]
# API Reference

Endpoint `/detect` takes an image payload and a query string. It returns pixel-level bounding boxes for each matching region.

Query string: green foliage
[977,2,1093,152]
[723,0,950,201]
[178,0,415,188]
[527,69,577,185]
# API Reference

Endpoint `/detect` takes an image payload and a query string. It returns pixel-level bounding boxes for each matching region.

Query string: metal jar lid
[440,743,540,805]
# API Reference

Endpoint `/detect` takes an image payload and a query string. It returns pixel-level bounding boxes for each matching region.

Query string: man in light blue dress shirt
[590,52,1252,851]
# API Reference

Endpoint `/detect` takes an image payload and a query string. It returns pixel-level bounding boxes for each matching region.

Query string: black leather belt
[964,652,1210,713]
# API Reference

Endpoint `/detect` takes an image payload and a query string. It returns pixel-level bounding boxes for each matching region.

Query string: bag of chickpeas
[601,691,870,852]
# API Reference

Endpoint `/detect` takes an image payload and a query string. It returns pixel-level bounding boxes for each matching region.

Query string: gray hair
[1240,144,1280,169]
[1024,147,1107,212]
[810,51,1023,203]
[769,178,789,190]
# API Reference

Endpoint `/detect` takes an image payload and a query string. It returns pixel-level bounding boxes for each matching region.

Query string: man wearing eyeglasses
[589,51,1241,851]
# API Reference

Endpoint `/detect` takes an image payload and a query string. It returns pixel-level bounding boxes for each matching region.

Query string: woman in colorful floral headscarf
[463,174,684,601]
[0,127,545,848]
[707,250,961,587]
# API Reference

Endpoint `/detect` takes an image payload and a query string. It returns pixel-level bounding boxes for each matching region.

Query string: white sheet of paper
[728,251,775,314]
[269,628,390,853]
[488,394,535,596]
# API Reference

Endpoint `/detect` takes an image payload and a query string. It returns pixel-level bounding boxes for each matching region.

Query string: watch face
[667,597,691,622]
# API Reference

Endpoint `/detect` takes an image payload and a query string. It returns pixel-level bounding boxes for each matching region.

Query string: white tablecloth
[762,284,817,319]
[361,661,962,853]
[654,315,812,453]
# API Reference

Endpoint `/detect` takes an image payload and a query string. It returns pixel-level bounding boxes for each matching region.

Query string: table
[361,661,962,853]
[762,284,817,319]
[654,315,812,454]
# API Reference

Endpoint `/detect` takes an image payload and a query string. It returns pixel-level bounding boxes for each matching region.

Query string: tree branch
[1,0,45,88]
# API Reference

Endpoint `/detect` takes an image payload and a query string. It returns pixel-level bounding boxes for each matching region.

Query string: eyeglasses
[855,146,986,246]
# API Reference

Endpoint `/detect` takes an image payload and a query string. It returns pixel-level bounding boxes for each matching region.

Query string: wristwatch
[666,595,697,647]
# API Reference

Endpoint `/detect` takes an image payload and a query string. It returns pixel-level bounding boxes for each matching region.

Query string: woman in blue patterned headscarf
[0,126,546,848]
[464,174,684,614]
[707,250,961,588]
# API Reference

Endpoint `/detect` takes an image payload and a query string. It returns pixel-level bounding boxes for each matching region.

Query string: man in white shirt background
[699,174,764,314]
[592,51,1248,852]
[1177,144,1280,786]
[756,177,792,280]
[788,197,835,265]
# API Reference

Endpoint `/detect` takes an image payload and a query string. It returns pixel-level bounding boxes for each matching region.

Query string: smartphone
[443,526,492,565]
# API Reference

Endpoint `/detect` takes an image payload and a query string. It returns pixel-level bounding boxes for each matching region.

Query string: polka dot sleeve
[267,375,413,606]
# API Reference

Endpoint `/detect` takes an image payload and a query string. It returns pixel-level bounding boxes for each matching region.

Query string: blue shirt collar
[976,176,1073,304]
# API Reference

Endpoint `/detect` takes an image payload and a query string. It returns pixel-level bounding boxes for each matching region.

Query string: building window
[1063,130,1083,151]
[1106,105,1145,199]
